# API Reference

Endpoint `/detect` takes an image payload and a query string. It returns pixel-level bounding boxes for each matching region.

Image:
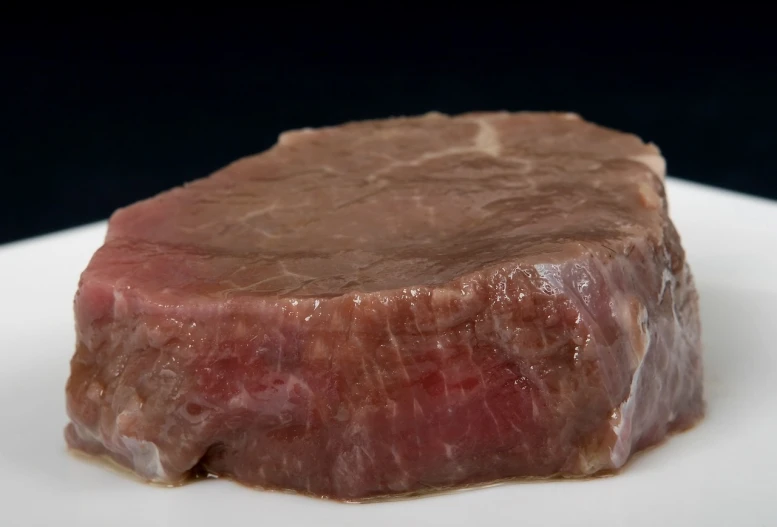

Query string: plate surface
[1,178,776,527]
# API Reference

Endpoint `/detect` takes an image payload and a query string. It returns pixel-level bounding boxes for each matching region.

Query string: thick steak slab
[65,111,703,501]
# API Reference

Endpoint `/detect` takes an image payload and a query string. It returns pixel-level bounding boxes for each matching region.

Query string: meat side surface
[65,111,703,501]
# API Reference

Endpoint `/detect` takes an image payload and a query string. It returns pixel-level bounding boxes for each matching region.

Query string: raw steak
[65,111,703,501]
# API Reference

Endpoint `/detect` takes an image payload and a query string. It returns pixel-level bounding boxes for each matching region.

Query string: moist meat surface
[65,111,703,501]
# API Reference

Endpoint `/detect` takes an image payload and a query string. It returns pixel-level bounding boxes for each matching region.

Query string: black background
[2,12,776,245]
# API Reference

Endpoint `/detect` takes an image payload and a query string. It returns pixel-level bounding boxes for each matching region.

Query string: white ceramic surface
[1,177,776,526]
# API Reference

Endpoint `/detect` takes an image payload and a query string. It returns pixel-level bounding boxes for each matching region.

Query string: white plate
[1,177,776,527]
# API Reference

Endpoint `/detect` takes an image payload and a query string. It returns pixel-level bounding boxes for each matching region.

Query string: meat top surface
[83,111,667,302]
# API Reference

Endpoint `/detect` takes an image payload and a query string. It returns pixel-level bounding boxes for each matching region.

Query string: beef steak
[65,111,703,501]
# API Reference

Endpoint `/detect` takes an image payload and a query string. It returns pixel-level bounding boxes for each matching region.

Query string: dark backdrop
[2,13,775,244]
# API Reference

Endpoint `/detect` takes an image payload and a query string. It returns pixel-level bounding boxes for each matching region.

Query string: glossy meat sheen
[65,111,703,501]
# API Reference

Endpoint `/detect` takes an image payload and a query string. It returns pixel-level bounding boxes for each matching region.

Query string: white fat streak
[630,152,666,178]
[609,302,652,468]
[72,421,170,483]
[391,445,410,481]
[119,435,168,482]
[483,398,503,440]
[277,127,315,146]
[235,199,279,223]
[609,353,646,468]
[473,117,502,156]
[386,321,411,382]
[278,261,315,280]
[112,284,128,319]
[658,267,673,300]
[439,367,451,399]
[364,115,504,183]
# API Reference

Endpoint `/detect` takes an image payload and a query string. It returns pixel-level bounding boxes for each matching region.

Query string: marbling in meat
[65,111,703,501]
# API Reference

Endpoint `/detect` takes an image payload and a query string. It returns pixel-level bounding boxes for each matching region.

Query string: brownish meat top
[87,111,666,300]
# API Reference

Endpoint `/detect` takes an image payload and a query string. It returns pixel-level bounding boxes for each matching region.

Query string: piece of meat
[65,111,703,501]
